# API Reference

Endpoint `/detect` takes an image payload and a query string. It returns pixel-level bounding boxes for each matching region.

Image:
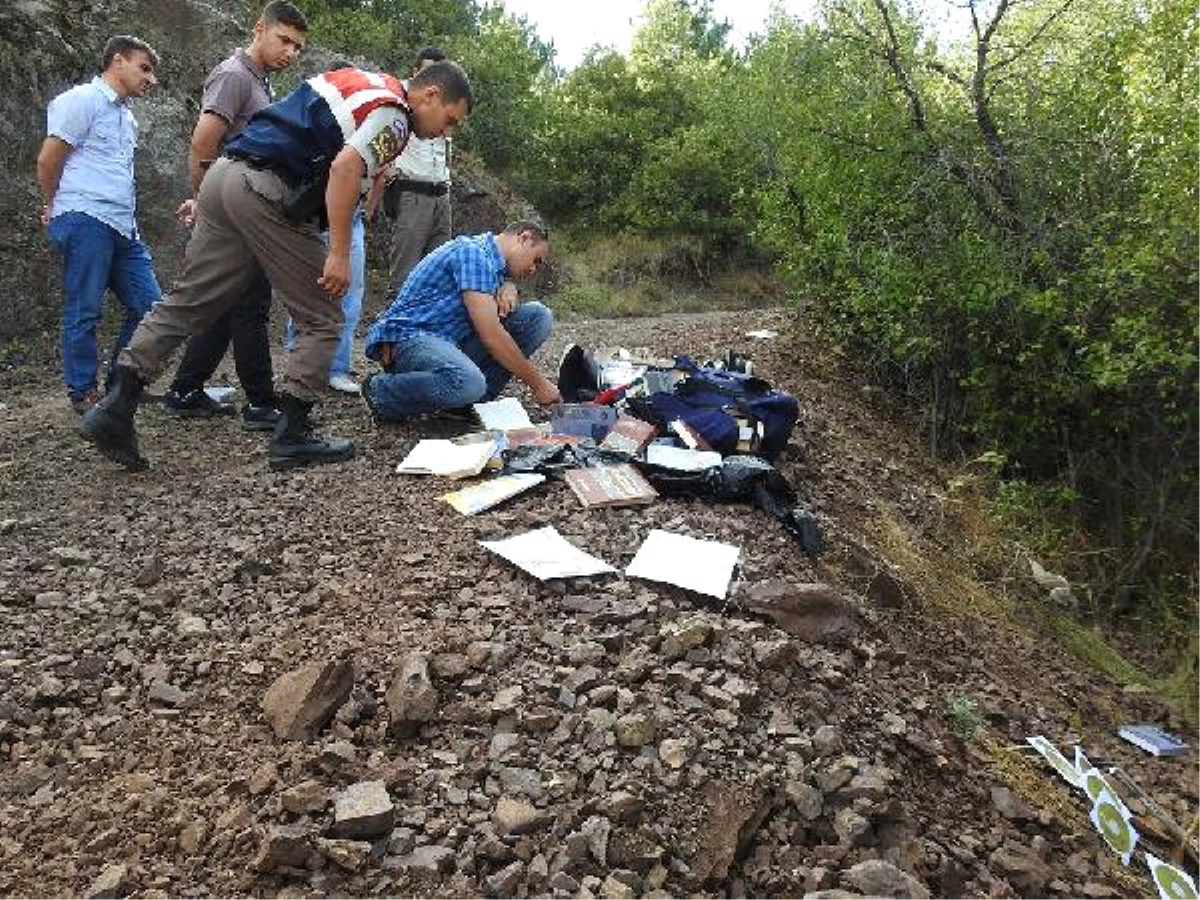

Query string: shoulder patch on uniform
[368,121,405,167]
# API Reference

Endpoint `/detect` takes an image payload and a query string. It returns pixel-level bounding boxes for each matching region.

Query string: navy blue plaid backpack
[640,355,799,460]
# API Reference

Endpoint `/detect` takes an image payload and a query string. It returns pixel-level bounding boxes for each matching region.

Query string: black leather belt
[396,178,449,197]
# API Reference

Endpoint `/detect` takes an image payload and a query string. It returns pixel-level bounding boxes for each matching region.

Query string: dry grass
[978,733,1091,831]
[549,232,785,319]
[866,504,1011,620]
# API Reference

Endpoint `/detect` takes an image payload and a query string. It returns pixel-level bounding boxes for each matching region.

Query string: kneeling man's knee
[444,366,488,408]
[517,301,553,348]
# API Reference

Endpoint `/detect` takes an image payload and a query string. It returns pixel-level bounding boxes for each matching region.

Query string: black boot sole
[79,408,150,471]
[268,444,355,471]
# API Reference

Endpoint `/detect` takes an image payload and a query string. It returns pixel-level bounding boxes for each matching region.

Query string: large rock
[614,712,656,748]
[688,780,775,885]
[252,825,314,873]
[385,652,438,735]
[988,843,1050,895]
[842,859,931,899]
[398,844,455,876]
[486,860,525,897]
[281,780,328,814]
[261,659,354,741]
[86,863,130,899]
[493,796,552,835]
[743,581,859,644]
[317,838,372,872]
[331,781,395,839]
[990,785,1034,822]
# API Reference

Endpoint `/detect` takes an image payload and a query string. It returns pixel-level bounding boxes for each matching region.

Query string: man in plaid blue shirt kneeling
[362,220,561,421]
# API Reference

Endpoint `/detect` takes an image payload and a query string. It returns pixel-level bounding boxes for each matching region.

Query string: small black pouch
[281,156,331,227]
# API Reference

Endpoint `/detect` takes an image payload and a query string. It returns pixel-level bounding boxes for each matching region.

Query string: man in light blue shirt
[36,35,162,414]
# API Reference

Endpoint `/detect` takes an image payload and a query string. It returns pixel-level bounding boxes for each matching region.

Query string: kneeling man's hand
[532,375,562,406]
[496,282,519,317]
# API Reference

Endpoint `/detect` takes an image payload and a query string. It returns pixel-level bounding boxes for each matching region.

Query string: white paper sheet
[625,529,740,599]
[473,397,534,431]
[480,526,616,580]
[646,444,723,472]
[395,438,496,479]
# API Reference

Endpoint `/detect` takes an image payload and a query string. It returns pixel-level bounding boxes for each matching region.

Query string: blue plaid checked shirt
[365,232,507,358]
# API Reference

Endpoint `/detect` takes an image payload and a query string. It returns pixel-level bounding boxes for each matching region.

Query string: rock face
[0,0,238,346]
[261,659,354,741]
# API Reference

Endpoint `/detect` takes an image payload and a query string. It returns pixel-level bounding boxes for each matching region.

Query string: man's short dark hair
[102,35,159,70]
[414,46,447,67]
[262,0,308,31]
[505,220,549,243]
[409,59,474,113]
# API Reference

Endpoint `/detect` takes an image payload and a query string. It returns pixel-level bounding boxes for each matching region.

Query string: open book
[395,435,499,479]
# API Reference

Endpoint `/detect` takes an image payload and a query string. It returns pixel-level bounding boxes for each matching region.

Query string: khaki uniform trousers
[386,188,451,298]
[120,157,342,402]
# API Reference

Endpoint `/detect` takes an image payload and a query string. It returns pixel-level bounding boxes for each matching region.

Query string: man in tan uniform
[80,62,473,471]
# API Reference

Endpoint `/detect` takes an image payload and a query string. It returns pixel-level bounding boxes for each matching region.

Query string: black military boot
[268,393,354,470]
[78,365,149,471]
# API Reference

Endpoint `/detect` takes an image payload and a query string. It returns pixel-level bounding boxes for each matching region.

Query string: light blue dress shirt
[46,76,139,238]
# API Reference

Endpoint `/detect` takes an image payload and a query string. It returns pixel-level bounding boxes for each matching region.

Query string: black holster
[281,156,331,227]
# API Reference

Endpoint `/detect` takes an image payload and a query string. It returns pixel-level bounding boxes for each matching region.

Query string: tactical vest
[225,67,410,186]
[308,68,408,140]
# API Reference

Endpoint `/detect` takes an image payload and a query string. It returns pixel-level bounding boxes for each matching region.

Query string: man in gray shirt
[160,0,307,430]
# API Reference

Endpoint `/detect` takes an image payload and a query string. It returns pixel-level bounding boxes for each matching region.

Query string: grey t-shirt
[202,47,271,143]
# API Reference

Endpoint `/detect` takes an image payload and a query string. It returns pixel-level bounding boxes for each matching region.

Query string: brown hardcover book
[598,416,658,455]
[564,464,658,508]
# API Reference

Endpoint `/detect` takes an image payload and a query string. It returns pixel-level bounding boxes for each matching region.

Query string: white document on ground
[473,397,534,431]
[625,529,740,599]
[480,526,616,580]
[395,438,495,478]
[646,444,723,472]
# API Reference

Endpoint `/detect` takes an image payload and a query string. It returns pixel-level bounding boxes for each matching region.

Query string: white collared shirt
[396,135,450,184]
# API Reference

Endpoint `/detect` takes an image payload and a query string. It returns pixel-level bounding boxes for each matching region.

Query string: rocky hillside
[0,309,1195,898]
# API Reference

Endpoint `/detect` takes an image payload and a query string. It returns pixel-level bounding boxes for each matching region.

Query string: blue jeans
[286,209,365,378]
[47,212,161,397]
[366,302,553,421]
